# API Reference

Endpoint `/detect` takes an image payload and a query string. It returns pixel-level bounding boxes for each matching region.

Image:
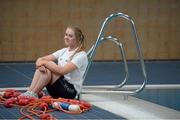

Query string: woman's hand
[38,66,47,73]
[36,55,56,69]
[36,58,48,68]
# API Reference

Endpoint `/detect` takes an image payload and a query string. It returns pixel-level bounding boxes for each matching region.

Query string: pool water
[135,88,180,111]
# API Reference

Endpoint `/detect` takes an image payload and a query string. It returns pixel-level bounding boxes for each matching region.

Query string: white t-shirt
[52,47,88,93]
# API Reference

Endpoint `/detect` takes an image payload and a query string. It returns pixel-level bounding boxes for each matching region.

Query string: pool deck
[82,92,180,119]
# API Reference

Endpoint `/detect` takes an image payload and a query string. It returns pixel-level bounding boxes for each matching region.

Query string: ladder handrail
[83,12,147,94]
[85,36,129,89]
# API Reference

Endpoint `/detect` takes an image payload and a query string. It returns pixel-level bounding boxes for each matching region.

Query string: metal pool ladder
[81,12,147,95]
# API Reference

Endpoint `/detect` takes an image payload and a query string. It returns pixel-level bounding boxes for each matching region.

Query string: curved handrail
[85,36,129,89]
[101,36,129,89]
[83,12,147,94]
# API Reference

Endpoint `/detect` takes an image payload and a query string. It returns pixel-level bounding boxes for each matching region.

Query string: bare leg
[50,73,61,85]
[22,67,60,98]
[31,69,52,94]
[28,69,41,91]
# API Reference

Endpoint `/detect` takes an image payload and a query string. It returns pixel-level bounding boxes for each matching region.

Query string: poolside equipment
[0,89,92,120]
[81,12,147,95]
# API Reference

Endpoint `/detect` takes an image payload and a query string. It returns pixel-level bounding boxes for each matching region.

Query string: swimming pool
[0,61,180,119]
[135,87,180,111]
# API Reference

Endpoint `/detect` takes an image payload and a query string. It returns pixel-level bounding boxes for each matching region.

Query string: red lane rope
[0,89,92,120]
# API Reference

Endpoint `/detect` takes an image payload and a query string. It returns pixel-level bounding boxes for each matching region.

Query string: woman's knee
[50,73,61,85]
[45,69,52,77]
[37,68,52,79]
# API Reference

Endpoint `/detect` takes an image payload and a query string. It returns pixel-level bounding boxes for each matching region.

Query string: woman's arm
[36,54,56,68]
[43,61,77,75]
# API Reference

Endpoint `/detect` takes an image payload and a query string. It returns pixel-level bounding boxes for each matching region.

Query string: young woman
[21,26,88,99]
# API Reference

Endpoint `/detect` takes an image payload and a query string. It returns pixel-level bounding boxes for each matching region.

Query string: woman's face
[64,27,78,48]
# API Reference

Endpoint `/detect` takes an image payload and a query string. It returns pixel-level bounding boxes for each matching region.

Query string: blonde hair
[67,26,85,59]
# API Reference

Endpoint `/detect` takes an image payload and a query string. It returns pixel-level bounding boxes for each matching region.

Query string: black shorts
[46,76,77,99]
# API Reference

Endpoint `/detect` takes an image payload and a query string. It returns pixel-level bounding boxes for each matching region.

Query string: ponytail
[67,26,85,60]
